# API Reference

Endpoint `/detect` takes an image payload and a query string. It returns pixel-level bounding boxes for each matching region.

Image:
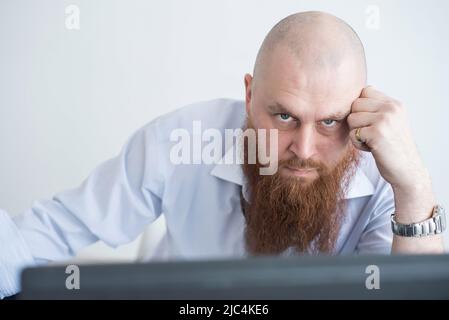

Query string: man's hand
[348,86,429,193]
[347,86,444,253]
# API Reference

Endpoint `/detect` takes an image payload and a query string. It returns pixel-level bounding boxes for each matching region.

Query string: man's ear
[244,73,253,115]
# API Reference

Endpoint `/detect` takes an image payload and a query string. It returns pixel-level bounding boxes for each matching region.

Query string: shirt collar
[210,144,375,201]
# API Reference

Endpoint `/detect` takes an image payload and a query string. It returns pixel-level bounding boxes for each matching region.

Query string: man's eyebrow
[267,103,350,120]
[321,110,351,120]
[266,103,297,116]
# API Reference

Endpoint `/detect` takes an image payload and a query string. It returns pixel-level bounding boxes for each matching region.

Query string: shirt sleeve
[0,122,165,298]
[355,178,395,255]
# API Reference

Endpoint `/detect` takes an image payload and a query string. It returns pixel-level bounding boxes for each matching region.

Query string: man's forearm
[391,179,445,254]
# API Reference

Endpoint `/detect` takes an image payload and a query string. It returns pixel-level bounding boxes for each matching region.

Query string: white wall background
[1,0,448,262]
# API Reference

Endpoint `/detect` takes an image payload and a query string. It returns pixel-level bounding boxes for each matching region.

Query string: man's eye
[277,113,292,122]
[321,119,337,127]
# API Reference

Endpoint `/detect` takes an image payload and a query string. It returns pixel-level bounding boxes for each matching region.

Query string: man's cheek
[275,133,293,160]
[259,129,279,175]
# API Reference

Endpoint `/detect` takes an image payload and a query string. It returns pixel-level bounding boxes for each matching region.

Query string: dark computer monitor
[19,254,449,299]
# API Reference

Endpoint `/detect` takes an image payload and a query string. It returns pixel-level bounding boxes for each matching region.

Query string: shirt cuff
[0,209,35,299]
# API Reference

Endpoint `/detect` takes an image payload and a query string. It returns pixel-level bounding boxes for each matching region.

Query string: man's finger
[360,85,390,100]
[347,111,379,130]
[349,127,371,152]
[351,98,383,113]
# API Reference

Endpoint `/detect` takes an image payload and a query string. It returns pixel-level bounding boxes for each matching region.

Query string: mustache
[279,157,327,172]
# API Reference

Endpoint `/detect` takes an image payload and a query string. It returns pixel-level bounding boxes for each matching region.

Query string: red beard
[242,134,360,256]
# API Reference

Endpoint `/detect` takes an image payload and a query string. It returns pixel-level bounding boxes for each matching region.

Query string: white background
[1,0,448,261]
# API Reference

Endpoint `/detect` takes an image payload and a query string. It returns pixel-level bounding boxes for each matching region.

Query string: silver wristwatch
[391,205,446,237]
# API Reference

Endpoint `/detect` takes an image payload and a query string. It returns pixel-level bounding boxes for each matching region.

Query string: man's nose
[288,125,317,160]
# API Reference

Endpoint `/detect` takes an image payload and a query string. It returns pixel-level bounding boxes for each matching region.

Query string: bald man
[243,12,445,254]
[0,11,445,298]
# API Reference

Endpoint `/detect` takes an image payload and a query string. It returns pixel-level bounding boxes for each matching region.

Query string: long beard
[242,134,360,256]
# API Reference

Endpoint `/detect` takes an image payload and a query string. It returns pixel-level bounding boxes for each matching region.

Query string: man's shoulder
[145,98,246,137]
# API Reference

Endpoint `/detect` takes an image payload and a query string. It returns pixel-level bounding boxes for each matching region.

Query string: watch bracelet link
[391,205,446,237]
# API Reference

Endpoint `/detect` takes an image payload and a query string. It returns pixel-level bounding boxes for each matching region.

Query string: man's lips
[284,166,317,176]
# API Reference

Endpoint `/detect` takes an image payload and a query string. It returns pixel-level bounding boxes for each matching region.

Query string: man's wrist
[392,180,436,224]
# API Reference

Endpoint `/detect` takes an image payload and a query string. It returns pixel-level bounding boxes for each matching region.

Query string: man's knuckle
[373,124,385,138]
[385,100,402,114]
[347,113,356,126]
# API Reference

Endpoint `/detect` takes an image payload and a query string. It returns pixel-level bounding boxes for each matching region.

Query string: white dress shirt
[0,98,395,298]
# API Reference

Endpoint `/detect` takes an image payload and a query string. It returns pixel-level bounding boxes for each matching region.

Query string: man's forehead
[255,43,364,108]
[257,71,358,112]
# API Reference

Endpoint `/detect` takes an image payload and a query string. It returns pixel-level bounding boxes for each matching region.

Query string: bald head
[253,11,367,86]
